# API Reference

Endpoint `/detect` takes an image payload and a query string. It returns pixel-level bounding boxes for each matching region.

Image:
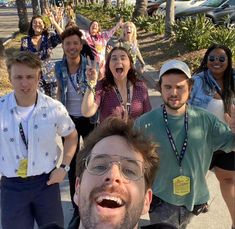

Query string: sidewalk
[52,46,232,229]
[0,14,232,229]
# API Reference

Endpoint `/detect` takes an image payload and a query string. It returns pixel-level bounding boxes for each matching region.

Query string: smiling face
[75,135,151,229]
[32,17,45,35]
[123,23,134,39]
[89,21,99,36]
[9,63,40,106]
[109,49,131,83]
[62,34,83,60]
[161,73,191,115]
[206,48,228,80]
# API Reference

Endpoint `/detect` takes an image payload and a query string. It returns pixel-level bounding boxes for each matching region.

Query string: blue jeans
[1,173,63,229]
[149,197,194,229]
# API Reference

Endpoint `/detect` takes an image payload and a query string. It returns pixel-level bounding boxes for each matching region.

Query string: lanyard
[162,105,188,170]
[18,94,38,152]
[113,82,131,115]
[19,123,28,151]
[69,67,82,93]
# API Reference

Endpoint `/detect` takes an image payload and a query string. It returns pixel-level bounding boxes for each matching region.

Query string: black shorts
[210,150,235,171]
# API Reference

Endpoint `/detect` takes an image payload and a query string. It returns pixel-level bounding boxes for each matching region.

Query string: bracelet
[87,81,96,95]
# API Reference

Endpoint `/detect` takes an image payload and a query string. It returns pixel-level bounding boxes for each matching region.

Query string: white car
[157,0,206,15]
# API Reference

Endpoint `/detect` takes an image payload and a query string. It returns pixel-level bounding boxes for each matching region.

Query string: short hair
[61,26,83,42]
[6,51,41,73]
[76,117,159,189]
[158,69,194,90]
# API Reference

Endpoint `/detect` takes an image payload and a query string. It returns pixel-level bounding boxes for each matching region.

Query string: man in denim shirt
[55,27,95,221]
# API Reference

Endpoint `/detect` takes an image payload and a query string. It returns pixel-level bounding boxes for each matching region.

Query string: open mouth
[116,68,123,74]
[96,195,124,209]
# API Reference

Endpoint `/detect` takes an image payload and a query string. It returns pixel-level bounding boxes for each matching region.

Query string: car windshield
[202,0,225,7]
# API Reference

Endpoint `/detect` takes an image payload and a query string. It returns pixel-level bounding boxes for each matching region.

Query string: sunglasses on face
[208,55,226,63]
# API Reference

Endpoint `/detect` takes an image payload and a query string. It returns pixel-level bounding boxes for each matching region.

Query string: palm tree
[103,0,111,8]
[32,0,41,15]
[16,0,29,33]
[133,0,147,18]
[165,0,175,39]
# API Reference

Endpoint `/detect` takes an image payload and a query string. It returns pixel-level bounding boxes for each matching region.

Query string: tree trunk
[133,0,147,18]
[16,0,29,33]
[31,0,41,15]
[165,0,175,39]
[103,0,111,8]
[40,0,47,14]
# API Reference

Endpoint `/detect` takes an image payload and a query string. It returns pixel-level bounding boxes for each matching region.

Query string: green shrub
[174,15,215,50]
[209,27,235,56]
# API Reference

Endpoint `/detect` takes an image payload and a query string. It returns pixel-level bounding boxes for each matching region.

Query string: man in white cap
[135,60,235,229]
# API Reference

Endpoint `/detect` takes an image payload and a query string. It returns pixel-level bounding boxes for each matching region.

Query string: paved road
[0,7,32,43]
[0,9,232,229]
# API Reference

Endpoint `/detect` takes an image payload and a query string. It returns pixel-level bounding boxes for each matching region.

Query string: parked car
[147,0,166,16]
[157,0,206,15]
[175,0,235,25]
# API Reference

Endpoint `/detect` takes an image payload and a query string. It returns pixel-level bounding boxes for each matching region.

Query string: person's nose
[21,78,29,87]
[104,162,123,184]
[171,88,177,95]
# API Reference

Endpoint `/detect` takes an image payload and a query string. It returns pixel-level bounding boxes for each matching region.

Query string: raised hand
[86,56,98,88]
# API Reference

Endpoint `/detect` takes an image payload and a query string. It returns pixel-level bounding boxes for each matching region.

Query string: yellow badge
[173,175,190,196]
[17,159,28,178]
[95,44,103,53]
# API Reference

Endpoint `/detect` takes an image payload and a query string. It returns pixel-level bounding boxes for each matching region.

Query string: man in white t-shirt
[0,51,78,229]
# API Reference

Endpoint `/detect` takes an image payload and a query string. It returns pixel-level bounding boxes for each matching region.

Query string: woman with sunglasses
[189,44,235,229]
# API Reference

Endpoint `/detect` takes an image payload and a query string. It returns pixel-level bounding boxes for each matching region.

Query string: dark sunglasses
[208,55,226,63]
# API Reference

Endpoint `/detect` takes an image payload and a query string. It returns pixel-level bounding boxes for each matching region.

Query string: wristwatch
[60,164,70,172]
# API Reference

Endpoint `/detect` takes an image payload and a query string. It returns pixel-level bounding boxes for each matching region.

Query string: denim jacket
[189,70,222,109]
[55,55,88,107]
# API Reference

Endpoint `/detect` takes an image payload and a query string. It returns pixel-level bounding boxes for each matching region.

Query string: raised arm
[81,57,99,117]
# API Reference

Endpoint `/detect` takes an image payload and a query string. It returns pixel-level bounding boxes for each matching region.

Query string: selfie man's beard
[79,185,144,229]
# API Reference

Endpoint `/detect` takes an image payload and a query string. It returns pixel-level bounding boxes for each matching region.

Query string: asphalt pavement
[0,9,233,229]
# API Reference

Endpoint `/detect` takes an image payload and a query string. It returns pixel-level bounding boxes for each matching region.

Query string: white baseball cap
[159,60,191,79]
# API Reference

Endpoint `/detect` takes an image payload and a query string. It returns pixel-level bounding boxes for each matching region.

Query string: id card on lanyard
[162,105,190,196]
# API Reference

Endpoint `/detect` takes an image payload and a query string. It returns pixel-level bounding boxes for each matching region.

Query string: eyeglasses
[84,154,145,181]
[208,55,226,63]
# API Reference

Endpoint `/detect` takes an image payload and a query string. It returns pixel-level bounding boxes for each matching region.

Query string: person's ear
[141,189,152,215]
[73,177,80,206]
[156,81,161,92]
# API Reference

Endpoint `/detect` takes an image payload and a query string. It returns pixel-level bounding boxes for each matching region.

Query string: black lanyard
[19,123,28,150]
[162,105,188,170]
[18,94,38,152]
[69,67,82,93]
[113,82,131,115]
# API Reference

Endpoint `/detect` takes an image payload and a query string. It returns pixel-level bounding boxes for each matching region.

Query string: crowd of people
[0,3,235,229]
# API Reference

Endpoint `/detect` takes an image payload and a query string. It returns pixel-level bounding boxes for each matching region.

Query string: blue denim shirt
[55,55,88,107]
[189,69,235,108]
[189,70,219,109]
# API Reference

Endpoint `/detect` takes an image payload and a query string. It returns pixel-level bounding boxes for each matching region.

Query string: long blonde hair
[120,21,137,46]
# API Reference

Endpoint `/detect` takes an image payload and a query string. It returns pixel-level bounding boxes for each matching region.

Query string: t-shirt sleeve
[142,82,152,113]
[94,81,104,107]
[55,102,75,137]
[211,115,235,153]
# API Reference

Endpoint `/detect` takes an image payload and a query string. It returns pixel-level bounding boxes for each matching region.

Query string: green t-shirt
[135,105,234,211]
